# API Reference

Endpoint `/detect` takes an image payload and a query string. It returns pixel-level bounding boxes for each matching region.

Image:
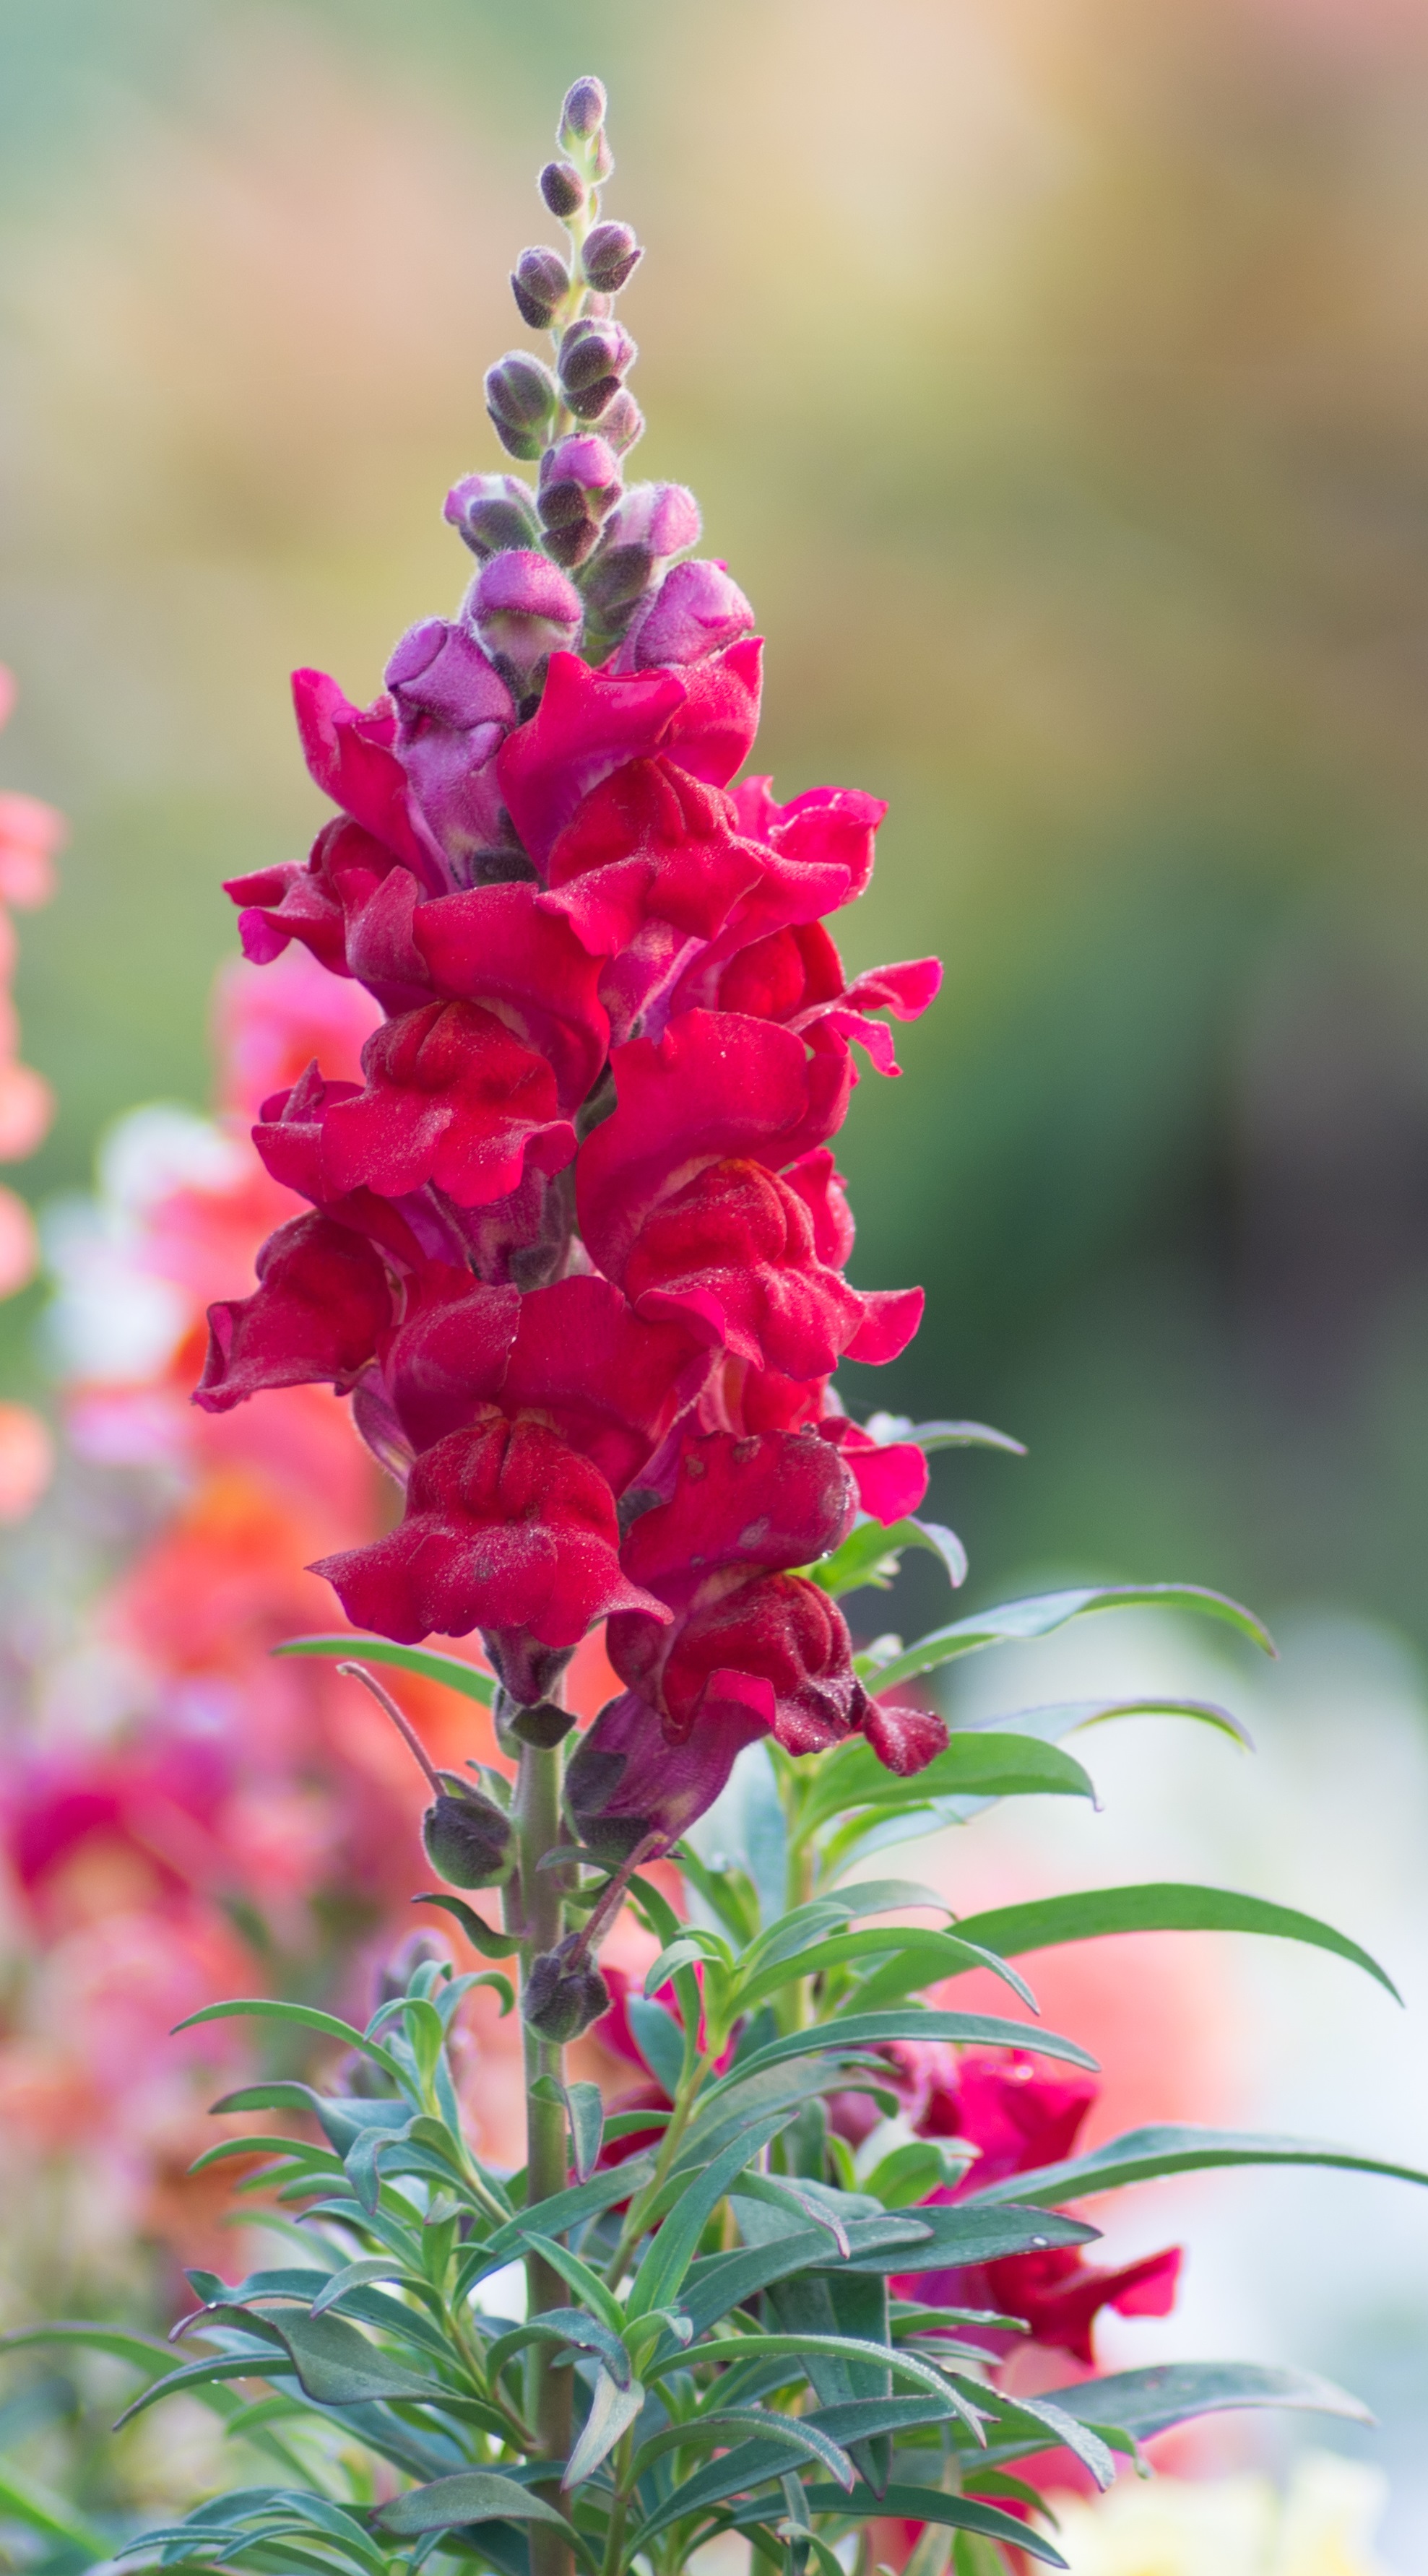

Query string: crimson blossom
[196,139,948,1860]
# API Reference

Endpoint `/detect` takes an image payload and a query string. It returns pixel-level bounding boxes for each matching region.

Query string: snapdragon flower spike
[202,101,948,1848]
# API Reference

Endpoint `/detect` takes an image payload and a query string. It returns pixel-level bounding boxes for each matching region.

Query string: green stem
[515,1735,573,2576]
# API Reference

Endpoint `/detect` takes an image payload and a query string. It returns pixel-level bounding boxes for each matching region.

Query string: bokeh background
[1,0,1428,2564]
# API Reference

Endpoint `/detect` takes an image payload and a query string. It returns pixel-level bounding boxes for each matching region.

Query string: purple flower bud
[604,480,701,559]
[540,159,586,221]
[471,549,583,685]
[598,389,645,456]
[557,318,636,425]
[581,221,643,296]
[522,1937,609,2044]
[443,472,542,560]
[485,350,559,461]
[386,618,513,732]
[579,485,701,631]
[511,245,571,331]
[423,1786,513,1889]
[560,77,607,144]
[537,433,622,568]
[625,558,756,670]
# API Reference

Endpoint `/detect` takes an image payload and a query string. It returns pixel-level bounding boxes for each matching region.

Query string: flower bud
[591,132,615,184]
[540,160,586,221]
[626,558,756,669]
[537,433,622,568]
[558,318,636,424]
[443,472,542,560]
[604,480,701,559]
[522,1936,610,2044]
[511,245,571,331]
[597,388,645,456]
[471,548,583,685]
[422,1785,514,1889]
[581,221,643,295]
[485,350,560,461]
[559,77,607,145]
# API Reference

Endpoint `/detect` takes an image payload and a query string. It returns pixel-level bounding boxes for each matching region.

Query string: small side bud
[423,1784,514,1890]
[591,132,615,184]
[444,471,542,560]
[538,433,623,568]
[511,246,571,331]
[559,77,607,144]
[471,548,584,687]
[522,1936,610,2044]
[485,351,560,461]
[597,389,644,456]
[558,318,636,425]
[581,222,643,295]
[540,160,587,221]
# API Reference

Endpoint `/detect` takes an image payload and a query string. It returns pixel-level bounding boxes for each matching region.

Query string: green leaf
[966,2122,1428,2206]
[838,2200,1097,2275]
[485,2309,631,2390]
[953,1883,1400,1999]
[273,1635,495,1704]
[633,2407,859,2484]
[306,2260,428,2320]
[626,2112,792,2318]
[812,1517,967,1602]
[797,2484,1064,2567]
[862,1413,1026,1457]
[520,2232,626,2340]
[797,1737,1094,1835]
[966,1696,1253,1751]
[860,1583,1276,1694]
[170,2000,404,2084]
[626,1993,688,2097]
[0,2458,112,2558]
[202,2307,446,2407]
[563,2367,645,2486]
[863,2141,968,2211]
[410,1891,519,1958]
[701,2009,1097,2102]
[0,2322,173,2372]
[1037,2360,1372,2441]
[456,2154,658,2294]
[376,2474,574,2536]
[732,1925,1037,2019]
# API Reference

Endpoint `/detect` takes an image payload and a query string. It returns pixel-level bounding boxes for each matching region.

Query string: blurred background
[1,0,1427,2566]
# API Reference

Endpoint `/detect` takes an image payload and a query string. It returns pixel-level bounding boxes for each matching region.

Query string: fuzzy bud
[558,317,636,424]
[485,350,560,461]
[511,246,571,331]
[605,480,701,559]
[422,1786,514,1890]
[597,388,645,456]
[471,548,583,684]
[590,132,615,184]
[540,160,586,221]
[444,472,542,560]
[581,221,643,296]
[537,433,622,568]
[626,557,756,669]
[560,77,607,145]
[522,1937,610,2043]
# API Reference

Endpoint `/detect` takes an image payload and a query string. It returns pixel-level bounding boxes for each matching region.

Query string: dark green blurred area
[3,0,1428,1638]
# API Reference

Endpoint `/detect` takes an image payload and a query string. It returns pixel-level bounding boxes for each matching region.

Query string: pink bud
[471,550,583,685]
[626,558,754,669]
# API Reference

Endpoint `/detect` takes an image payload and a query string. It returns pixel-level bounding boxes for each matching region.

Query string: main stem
[515,1735,573,2576]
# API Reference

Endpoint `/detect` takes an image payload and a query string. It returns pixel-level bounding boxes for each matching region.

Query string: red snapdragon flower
[868,2044,1183,2367]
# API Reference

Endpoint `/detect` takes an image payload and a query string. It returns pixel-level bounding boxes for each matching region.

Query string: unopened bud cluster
[456,78,706,681]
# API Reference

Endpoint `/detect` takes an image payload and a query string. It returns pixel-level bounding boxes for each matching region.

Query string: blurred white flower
[40,1103,243,1380]
[1049,2454,1393,2575]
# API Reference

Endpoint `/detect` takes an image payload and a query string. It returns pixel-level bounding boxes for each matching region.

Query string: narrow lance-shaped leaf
[792,2483,1066,2569]
[954,1883,1400,1999]
[273,1634,496,1705]
[795,1736,1094,1836]
[700,2009,1098,2104]
[1031,2360,1372,2442]
[858,1582,1275,1694]
[966,2123,1428,2206]
[171,2000,404,2085]
[563,2369,646,2488]
[626,2111,793,2318]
